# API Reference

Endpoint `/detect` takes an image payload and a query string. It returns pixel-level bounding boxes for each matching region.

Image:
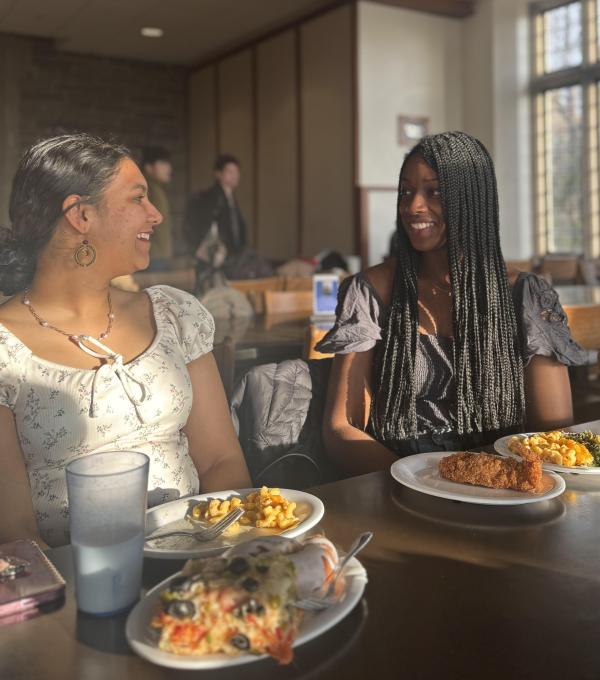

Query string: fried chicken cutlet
[438,452,542,492]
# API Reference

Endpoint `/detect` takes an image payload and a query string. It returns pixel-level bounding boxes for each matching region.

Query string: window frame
[530,0,600,256]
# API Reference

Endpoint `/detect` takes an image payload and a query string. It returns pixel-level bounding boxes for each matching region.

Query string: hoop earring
[74,240,96,267]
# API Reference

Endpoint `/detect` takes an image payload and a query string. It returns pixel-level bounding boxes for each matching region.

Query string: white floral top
[0,285,215,547]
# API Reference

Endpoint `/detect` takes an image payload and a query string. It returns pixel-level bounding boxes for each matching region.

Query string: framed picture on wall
[397,115,429,146]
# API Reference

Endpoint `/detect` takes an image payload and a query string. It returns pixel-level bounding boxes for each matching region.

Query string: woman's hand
[322,349,398,475]
[524,355,573,431]
[184,352,251,492]
[0,406,48,547]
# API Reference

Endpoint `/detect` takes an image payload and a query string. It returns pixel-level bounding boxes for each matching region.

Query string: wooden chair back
[505,259,534,273]
[537,255,581,285]
[564,305,600,350]
[133,267,196,292]
[579,259,599,285]
[304,324,334,360]
[264,290,313,316]
[284,276,313,291]
[212,336,235,400]
[229,277,284,313]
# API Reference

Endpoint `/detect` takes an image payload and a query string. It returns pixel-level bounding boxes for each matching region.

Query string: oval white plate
[494,433,600,476]
[144,488,325,559]
[126,557,367,670]
[390,451,566,505]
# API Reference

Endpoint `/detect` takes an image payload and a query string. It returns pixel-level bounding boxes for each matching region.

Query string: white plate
[390,451,566,505]
[125,557,367,670]
[144,489,324,559]
[494,433,600,476]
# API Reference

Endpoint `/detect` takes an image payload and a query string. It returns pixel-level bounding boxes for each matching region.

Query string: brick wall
[0,34,190,254]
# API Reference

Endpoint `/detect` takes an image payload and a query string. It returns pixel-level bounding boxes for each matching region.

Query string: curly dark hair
[370,131,525,445]
[0,133,130,294]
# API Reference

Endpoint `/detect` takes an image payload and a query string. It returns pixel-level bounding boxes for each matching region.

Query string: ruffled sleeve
[315,274,384,354]
[149,285,215,363]
[0,383,17,410]
[0,327,26,410]
[514,273,596,366]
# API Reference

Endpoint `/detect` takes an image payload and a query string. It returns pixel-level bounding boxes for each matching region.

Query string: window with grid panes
[532,0,600,256]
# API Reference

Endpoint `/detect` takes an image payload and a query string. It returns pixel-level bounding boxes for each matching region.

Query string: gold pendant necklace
[21,289,115,342]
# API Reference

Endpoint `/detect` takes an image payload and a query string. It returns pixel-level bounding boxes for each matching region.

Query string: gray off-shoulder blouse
[316,271,595,439]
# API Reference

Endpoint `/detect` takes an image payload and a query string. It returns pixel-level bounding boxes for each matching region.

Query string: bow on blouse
[76,335,149,423]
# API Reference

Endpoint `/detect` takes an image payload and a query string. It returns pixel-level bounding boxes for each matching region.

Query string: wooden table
[4,420,600,680]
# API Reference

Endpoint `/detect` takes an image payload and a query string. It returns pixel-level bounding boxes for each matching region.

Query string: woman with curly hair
[318,131,592,475]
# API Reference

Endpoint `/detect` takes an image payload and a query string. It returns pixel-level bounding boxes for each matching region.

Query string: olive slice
[241,577,259,592]
[247,598,265,615]
[166,599,196,619]
[234,597,266,618]
[230,633,250,650]
[228,557,249,574]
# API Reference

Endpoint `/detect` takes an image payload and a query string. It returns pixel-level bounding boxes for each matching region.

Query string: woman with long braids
[318,131,592,475]
[0,133,250,547]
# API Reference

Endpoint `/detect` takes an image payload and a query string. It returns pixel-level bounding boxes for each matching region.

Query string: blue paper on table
[312,274,339,321]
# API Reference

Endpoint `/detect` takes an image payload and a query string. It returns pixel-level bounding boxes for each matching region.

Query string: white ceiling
[0,0,340,65]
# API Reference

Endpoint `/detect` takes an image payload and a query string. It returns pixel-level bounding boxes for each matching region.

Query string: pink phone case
[0,539,65,625]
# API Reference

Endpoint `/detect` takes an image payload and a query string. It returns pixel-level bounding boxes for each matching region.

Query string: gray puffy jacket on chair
[230,358,341,489]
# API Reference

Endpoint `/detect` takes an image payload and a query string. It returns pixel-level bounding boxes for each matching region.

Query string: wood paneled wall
[218,51,255,241]
[300,8,354,255]
[188,67,217,192]
[256,31,299,260]
[188,5,355,260]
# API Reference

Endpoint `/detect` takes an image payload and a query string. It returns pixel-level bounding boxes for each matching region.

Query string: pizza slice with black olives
[150,535,340,665]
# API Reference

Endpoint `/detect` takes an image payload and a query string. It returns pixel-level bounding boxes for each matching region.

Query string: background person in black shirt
[184,153,246,258]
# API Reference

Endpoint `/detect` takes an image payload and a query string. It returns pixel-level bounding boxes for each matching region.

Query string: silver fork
[294,531,373,612]
[145,507,245,543]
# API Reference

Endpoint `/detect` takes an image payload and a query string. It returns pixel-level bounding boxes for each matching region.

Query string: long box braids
[370,131,525,445]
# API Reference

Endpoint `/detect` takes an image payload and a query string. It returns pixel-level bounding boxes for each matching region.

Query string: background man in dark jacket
[184,153,247,257]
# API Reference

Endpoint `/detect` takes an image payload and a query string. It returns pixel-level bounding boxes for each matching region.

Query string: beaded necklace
[21,289,115,342]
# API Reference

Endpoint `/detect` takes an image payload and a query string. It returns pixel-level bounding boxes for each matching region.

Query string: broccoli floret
[568,431,600,465]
